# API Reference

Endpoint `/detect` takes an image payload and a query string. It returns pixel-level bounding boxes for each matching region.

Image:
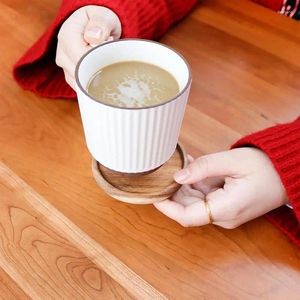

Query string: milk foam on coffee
[87,61,180,108]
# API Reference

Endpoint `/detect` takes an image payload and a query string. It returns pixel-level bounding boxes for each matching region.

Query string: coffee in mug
[87,61,180,108]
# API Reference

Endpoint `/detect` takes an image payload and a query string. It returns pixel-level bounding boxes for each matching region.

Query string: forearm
[13,0,197,99]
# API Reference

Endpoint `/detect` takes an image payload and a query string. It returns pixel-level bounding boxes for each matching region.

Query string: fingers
[172,185,204,206]
[173,196,199,207]
[174,150,240,185]
[56,44,76,89]
[56,7,95,89]
[56,5,122,89]
[84,20,112,45]
[84,5,122,46]
[64,70,76,90]
[187,154,194,163]
[58,28,91,65]
[204,186,243,228]
[154,200,210,227]
[176,184,204,199]
[185,155,225,195]
[192,176,225,194]
[155,182,242,228]
[58,7,92,61]
[156,148,279,229]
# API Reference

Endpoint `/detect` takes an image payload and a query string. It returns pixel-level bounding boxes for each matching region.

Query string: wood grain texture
[0,162,165,299]
[0,162,139,299]
[1,0,300,299]
[92,144,187,204]
[0,267,30,300]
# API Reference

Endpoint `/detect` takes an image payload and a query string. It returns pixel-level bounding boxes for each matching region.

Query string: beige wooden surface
[1,0,300,299]
[0,267,29,300]
[0,162,139,299]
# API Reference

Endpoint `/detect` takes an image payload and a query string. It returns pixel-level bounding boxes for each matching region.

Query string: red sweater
[13,0,300,248]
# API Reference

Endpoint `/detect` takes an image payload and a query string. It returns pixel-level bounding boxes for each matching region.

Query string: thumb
[174,151,240,184]
[84,20,112,45]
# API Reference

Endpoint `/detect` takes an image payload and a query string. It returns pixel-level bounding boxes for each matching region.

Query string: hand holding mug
[154,148,288,228]
[56,5,122,89]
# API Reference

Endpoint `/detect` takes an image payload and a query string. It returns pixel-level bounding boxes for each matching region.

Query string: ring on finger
[204,198,213,224]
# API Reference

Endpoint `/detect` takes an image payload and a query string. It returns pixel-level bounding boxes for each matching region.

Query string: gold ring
[204,198,213,224]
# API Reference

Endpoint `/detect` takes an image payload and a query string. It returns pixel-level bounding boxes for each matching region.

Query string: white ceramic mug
[75,39,191,173]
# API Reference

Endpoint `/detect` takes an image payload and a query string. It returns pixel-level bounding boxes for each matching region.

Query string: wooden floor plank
[0,162,147,300]
[0,267,30,300]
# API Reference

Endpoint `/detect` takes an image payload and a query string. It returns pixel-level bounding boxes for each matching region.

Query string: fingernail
[86,27,102,39]
[174,168,190,183]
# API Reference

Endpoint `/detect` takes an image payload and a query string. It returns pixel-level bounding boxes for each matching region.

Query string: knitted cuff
[232,118,300,247]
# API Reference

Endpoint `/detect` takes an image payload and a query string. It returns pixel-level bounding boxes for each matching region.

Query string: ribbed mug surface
[76,39,191,173]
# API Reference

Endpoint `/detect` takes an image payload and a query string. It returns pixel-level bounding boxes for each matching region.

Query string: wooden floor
[1,0,300,299]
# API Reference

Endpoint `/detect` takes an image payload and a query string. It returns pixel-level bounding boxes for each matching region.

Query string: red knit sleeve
[232,118,300,248]
[251,0,283,11]
[13,0,197,99]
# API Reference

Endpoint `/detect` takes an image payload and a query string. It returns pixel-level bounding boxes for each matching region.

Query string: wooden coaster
[92,144,187,204]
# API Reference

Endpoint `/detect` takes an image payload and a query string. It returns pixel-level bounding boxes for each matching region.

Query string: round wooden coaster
[92,144,187,204]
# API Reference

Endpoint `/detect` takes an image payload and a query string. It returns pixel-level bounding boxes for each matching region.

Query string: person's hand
[56,5,122,90]
[154,148,288,228]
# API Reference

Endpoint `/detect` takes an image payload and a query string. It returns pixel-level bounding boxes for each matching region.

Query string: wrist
[246,147,289,206]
